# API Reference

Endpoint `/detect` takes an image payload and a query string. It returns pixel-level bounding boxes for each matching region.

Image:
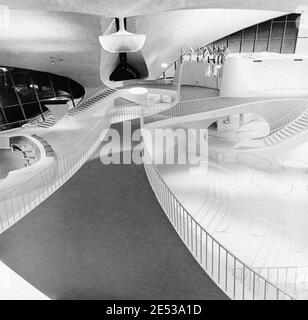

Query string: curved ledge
[141,137,294,300]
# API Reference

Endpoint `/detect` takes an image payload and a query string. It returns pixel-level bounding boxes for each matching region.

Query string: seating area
[0,135,41,179]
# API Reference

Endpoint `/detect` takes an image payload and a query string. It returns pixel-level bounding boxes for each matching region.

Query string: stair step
[292,123,305,130]
[284,127,296,134]
[272,134,282,142]
[275,132,286,140]
[264,137,273,146]
[295,119,308,126]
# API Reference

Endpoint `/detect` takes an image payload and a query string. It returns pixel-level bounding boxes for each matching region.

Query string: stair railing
[141,116,295,300]
[252,265,308,298]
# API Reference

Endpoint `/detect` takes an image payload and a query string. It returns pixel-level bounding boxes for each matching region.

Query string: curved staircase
[237,108,308,149]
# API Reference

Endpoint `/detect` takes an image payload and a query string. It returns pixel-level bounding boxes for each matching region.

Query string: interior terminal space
[2,0,308,300]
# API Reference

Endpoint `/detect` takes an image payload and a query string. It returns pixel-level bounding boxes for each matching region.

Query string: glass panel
[68,79,84,99]
[284,21,298,39]
[50,75,70,97]
[273,15,287,22]
[271,22,285,39]
[241,40,254,52]
[0,107,6,125]
[31,72,54,100]
[0,71,18,106]
[243,25,257,40]
[22,101,41,119]
[257,20,271,40]
[40,104,49,113]
[214,37,228,47]
[254,40,268,52]
[268,39,282,52]
[227,40,241,52]
[287,13,300,22]
[281,39,297,53]
[12,72,37,103]
[3,105,25,123]
[229,30,242,41]
[0,67,83,129]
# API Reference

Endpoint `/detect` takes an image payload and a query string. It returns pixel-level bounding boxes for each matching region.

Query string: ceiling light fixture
[128,87,148,95]
[99,17,146,53]
[161,63,169,68]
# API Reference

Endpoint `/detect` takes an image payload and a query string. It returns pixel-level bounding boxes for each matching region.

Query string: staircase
[68,87,116,117]
[37,115,56,128]
[237,108,308,149]
[263,109,308,146]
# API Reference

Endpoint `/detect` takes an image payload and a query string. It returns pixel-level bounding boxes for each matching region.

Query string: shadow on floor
[0,121,227,300]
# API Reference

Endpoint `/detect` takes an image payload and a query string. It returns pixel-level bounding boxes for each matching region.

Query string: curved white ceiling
[0,0,304,17]
[129,9,285,78]
[0,3,297,90]
[0,10,104,90]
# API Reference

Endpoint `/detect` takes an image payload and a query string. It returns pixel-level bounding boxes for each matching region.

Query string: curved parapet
[141,134,294,300]
[0,86,112,233]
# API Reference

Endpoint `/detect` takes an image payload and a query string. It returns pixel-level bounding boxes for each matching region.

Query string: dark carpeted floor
[0,122,227,300]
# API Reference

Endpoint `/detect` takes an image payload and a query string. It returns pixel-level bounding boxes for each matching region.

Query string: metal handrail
[252,265,308,298]
[141,118,295,300]
[269,101,308,133]
[0,92,112,232]
[144,95,308,127]
[236,100,308,143]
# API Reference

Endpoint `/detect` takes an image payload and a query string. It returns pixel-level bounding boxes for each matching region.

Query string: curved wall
[210,13,300,54]
[130,9,285,79]
[220,53,308,95]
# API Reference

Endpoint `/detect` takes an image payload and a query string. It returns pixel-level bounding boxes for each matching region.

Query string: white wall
[220,53,308,96]
[132,9,285,79]
[181,61,220,89]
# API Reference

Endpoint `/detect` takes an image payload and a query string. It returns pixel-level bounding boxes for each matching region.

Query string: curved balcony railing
[253,265,308,299]
[236,125,269,142]
[141,138,294,300]
[108,94,181,124]
[236,100,308,144]
[143,88,308,126]
[0,108,111,233]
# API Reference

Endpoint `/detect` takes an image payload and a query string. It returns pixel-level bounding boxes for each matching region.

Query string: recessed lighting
[161,63,168,68]
[128,87,148,95]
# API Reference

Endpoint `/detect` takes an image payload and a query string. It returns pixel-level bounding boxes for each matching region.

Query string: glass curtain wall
[211,13,300,54]
[0,67,85,131]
